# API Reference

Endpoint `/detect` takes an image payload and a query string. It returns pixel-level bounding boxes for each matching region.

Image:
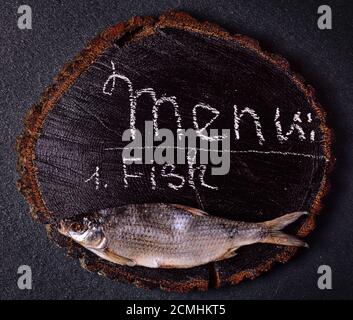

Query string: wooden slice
[16,11,334,292]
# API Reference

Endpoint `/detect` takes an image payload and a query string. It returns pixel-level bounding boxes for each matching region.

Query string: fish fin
[263,211,308,230]
[216,247,239,261]
[89,248,136,266]
[261,231,309,248]
[171,204,209,216]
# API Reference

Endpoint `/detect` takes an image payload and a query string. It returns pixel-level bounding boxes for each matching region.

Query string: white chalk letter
[275,108,306,143]
[234,105,265,145]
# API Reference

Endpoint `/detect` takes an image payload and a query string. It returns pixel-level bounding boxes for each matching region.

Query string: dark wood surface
[17,11,333,292]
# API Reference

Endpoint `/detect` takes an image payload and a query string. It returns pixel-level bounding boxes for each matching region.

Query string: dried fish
[58,203,308,269]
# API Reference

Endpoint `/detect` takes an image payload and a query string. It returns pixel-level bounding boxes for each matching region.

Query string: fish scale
[58,203,308,268]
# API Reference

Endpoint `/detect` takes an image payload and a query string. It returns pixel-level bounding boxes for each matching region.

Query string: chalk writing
[85,62,327,193]
[122,160,143,188]
[103,61,316,146]
[234,105,265,145]
[103,61,183,140]
[193,103,227,141]
[84,166,107,190]
[106,145,327,160]
[161,164,185,190]
[275,108,307,142]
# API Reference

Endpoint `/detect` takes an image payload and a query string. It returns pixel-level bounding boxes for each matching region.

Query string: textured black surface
[1,0,353,299]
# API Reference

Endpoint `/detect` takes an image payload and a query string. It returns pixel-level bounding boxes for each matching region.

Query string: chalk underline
[104,146,328,161]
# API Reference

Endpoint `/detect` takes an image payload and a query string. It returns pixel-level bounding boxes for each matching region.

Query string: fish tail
[263,211,308,230]
[262,230,309,247]
[260,211,309,248]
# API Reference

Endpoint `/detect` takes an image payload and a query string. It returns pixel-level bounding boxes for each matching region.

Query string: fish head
[58,216,106,249]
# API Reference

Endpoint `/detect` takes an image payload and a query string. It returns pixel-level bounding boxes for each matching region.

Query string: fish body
[58,203,308,269]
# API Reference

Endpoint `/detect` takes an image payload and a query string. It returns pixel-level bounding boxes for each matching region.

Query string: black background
[1,0,352,299]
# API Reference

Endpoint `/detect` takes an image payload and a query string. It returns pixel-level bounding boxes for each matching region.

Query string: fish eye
[70,222,84,232]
